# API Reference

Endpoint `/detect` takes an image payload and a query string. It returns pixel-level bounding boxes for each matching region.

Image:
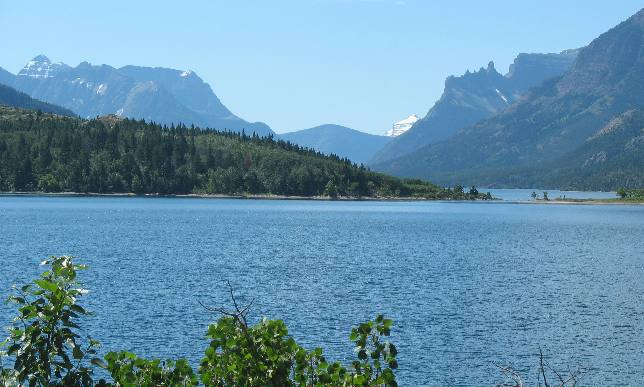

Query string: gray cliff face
[2,56,273,135]
[506,50,580,91]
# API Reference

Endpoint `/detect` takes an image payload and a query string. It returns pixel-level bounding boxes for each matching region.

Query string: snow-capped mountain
[386,114,419,137]
[18,55,70,79]
[1,55,273,136]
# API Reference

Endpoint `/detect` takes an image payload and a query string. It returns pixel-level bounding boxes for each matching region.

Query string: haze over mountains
[0,56,273,136]
[373,8,644,190]
[0,83,75,117]
[280,114,420,164]
[280,124,390,164]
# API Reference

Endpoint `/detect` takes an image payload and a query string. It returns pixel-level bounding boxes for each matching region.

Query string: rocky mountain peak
[18,55,69,79]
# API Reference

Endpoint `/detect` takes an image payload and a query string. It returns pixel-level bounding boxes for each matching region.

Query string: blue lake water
[0,196,642,385]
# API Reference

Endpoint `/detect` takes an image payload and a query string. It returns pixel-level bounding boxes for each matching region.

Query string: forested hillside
[0,107,479,199]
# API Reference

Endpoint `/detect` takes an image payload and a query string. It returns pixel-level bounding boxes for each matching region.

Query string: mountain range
[1,8,642,191]
[0,56,273,136]
[372,8,644,190]
[369,51,579,165]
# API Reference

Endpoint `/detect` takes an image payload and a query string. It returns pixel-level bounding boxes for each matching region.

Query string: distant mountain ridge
[373,8,644,190]
[370,50,579,164]
[0,56,273,135]
[280,124,391,164]
[0,83,75,116]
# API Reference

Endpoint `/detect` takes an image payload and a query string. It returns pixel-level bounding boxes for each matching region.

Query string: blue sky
[1,1,642,134]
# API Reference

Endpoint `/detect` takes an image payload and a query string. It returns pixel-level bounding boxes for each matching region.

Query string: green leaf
[34,279,58,293]
[73,345,84,359]
[91,358,108,368]
[70,305,86,314]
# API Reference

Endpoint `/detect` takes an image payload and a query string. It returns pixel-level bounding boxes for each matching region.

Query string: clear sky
[1,1,642,134]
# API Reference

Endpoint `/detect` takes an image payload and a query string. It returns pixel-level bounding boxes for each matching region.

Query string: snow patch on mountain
[96,83,108,95]
[386,114,419,137]
[495,88,509,104]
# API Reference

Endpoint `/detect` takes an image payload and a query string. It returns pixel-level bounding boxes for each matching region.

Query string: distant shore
[516,198,644,205]
[0,191,461,202]
[2,192,643,205]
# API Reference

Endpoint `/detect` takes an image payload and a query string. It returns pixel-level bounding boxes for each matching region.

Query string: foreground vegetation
[0,256,585,386]
[0,256,400,386]
[0,107,490,200]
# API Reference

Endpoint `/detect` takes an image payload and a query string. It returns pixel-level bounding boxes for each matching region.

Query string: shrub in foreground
[0,256,398,386]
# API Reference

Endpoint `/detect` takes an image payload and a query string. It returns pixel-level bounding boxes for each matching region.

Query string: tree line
[0,107,490,199]
[616,188,644,200]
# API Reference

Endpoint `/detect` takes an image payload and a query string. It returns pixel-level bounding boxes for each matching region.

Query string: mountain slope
[0,67,13,85]
[280,124,391,164]
[522,109,644,190]
[373,8,644,190]
[370,51,578,164]
[1,56,273,136]
[0,83,75,116]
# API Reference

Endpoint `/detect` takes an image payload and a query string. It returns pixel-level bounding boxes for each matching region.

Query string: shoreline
[0,191,461,202]
[514,199,644,205]
[1,192,642,205]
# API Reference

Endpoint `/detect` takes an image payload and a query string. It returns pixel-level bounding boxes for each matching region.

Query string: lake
[0,195,642,385]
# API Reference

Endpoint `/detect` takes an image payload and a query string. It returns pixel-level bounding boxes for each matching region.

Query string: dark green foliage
[617,188,644,199]
[0,256,98,386]
[200,316,300,385]
[345,315,398,386]
[1,257,400,386]
[97,352,198,387]
[0,107,475,199]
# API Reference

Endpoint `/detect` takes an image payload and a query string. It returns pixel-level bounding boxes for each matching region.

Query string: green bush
[1,256,398,386]
[617,187,644,199]
[0,256,98,386]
